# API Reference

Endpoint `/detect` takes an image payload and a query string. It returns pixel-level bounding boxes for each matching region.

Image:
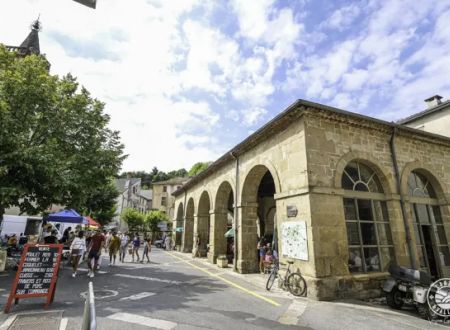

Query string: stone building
[172,99,450,300]
[152,177,189,219]
[115,178,142,230]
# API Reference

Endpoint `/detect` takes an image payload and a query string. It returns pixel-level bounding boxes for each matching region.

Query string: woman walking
[132,234,141,262]
[70,231,86,277]
[141,238,151,263]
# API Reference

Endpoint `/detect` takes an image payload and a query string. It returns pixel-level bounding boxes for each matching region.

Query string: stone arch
[175,202,184,247]
[400,161,447,201]
[334,151,395,195]
[239,164,279,273]
[209,180,235,263]
[182,197,195,253]
[240,161,281,201]
[194,191,211,257]
[401,161,450,278]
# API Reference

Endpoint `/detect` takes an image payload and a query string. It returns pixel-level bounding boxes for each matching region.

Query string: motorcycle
[383,264,433,319]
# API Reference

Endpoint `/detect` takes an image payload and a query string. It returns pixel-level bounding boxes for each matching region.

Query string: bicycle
[266,260,306,296]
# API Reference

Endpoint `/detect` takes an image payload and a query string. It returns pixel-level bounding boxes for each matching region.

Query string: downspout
[230,151,239,272]
[183,188,187,249]
[390,126,418,269]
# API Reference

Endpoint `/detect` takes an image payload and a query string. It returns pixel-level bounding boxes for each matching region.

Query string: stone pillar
[193,213,209,257]
[237,203,259,273]
[208,210,228,264]
[181,216,193,253]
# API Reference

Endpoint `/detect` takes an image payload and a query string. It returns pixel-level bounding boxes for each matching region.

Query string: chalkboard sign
[4,244,63,313]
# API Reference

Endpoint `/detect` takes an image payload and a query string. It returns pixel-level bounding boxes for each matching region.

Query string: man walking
[87,229,105,278]
[108,231,120,265]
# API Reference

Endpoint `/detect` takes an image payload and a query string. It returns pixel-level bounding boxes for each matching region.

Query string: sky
[1,0,450,172]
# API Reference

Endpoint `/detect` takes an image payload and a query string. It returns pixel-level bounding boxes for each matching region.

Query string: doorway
[421,225,439,279]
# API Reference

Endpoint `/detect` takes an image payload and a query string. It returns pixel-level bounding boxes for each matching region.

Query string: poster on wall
[281,221,308,260]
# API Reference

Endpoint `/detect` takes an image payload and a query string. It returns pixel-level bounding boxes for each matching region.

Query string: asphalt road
[0,248,445,329]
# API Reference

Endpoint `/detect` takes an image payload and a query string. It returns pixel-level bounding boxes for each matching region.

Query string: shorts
[109,248,119,255]
[88,250,101,260]
[71,249,83,257]
[259,251,266,257]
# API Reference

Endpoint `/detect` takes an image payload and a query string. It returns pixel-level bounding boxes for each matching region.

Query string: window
[343,162,395,273]
[409,171,449,276]
[161,197,167,206]
[163,186,167,192]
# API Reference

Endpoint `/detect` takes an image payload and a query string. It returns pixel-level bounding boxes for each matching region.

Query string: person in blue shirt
[132,234,141,262]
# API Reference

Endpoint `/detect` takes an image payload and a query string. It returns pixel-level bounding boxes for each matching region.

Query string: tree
[188,162,211,177]
[145,210,169,238]
[118,167,188,186]
[81,180,119,226]
[0,46,125,224]
[121,208,144,231]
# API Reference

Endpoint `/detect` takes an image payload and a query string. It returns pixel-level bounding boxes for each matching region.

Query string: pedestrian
[62,226,71,243]
[108,231,120,266]
[164,235,172,251]
[44,230,59,244]
[70,230,86,277]
[119,232,129,262]
[7,234,17,248]
[257,238,266,274]
[132,234,141,262]
[87,229,105,278]
[193,234,200,258]
[141,238,151,263]
[104,230,111,253]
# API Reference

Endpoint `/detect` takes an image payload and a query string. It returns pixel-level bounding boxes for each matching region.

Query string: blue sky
[1,0,450,171]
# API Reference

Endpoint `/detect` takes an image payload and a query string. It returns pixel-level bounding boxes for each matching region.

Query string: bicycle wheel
[287,272,306,296]
[266,269,277,291]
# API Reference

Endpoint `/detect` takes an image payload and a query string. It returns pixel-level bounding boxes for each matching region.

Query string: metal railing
[81,282,96,330]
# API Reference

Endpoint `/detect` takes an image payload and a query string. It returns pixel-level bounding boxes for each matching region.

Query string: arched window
[409,171,448,278]
[342,161,394,273]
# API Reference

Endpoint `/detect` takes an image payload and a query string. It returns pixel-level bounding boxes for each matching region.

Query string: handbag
[128,247,133,255]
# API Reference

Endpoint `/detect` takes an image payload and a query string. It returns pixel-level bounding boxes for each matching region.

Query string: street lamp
[73,0,97,9]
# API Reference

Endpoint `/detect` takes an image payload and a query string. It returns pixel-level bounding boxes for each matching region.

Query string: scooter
[383,264,433,319]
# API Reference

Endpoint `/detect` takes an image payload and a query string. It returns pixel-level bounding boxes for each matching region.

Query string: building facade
[399,95,450,138]
[172,99,450,301]
[152,177,189,219]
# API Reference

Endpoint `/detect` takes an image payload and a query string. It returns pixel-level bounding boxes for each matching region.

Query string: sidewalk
[169,250,448,329]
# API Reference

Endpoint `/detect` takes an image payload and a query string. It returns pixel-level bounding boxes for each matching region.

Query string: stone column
[237,203,259,273]
[181,216,193,253]
[208,209,228,264]
[193,213,210,257]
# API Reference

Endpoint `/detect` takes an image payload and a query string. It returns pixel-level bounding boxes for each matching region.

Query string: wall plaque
[286,205,298,217]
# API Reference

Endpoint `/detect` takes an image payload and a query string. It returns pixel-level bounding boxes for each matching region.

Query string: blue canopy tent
[46,209,84,224]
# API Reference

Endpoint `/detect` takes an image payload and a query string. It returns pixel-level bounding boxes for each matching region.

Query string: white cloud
[242,107,268,126]
[323,3,361,31]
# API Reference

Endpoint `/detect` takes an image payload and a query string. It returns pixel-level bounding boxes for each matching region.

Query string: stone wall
[173,103,450,300]
[303,108,450,299]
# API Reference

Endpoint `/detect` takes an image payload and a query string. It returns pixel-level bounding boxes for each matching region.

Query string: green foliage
[0,46,125,220]
[82,180,119,225]
[121,208,144,230]
[188,162,211,177]
[145,210,169,233]
[119,167,188,186]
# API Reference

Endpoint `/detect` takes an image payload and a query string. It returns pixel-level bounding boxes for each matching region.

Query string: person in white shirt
[70,231,86,277]
[119,232,129,262]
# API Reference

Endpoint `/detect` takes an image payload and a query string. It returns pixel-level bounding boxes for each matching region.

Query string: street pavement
[0,248,446,329]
